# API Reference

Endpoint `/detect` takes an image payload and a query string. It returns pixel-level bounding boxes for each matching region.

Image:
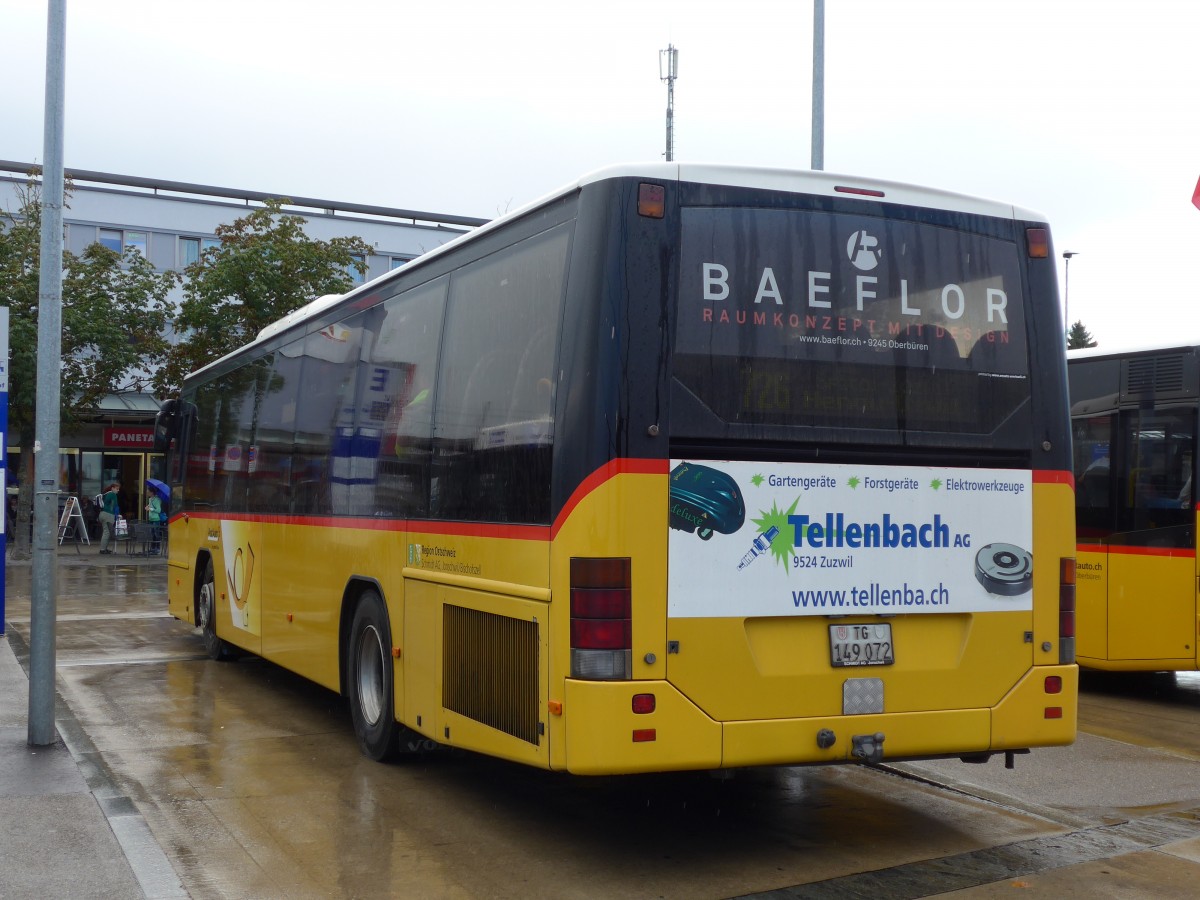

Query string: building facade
[0,160,486,530]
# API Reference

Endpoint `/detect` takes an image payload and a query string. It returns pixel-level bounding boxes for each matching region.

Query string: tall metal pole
[1062,251,1078,347]
[660,45,678,162]
[29,0,67,747]
[811,0,825,170]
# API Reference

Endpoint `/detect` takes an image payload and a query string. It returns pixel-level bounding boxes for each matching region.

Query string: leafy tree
[155,199,371,395]
[1,176,179,558]
[1067,320,1098,350]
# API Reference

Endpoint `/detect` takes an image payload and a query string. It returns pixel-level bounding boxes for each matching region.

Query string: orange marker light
[548,700,563,716]
[637,183,665,218]
[1026,227,1049,259]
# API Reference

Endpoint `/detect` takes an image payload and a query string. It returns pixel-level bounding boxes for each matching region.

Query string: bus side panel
[165,515,194,623]
[1075,546,1108,662]
[258,520,358,691]
[402,579,440,741]
[1107,549,1197,665]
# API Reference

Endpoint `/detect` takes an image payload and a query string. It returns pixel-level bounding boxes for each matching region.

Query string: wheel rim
[199,580,215,630]
[356,624,386,726]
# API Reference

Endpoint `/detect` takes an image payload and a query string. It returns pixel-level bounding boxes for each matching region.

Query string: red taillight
[1026,227,1050,259]
[1059,557,1076,662]
[571,588,629,619]
[1045,676,1063,694]
[570,558,632,680]
[571,618,630,650]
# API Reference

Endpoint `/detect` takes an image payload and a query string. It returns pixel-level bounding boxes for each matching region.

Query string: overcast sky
[4,0,1200,350]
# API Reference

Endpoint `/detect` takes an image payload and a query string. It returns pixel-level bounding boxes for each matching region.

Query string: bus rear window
[674,207,1030,436]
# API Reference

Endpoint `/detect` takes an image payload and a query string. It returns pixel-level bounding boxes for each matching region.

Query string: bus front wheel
[198,557,237,661]
[349,590,403,761]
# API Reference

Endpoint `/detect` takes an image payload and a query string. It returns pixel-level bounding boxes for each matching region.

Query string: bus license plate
[829,623,894,667]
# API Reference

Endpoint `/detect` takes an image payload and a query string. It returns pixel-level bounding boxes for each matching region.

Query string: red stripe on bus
[1076,544,1196,559]
[552,458,669,539]
[1033,470,1074,487]
[177,510,547,541]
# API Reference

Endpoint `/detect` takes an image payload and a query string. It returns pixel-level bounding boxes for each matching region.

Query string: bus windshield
[674,207,1029,437]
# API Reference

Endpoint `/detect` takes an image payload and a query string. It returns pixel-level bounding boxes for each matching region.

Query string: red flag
[1193,176,1200,210]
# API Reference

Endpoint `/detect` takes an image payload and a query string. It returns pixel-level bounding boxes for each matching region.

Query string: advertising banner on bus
[667,459,1033,618]
[677,207,1028,376]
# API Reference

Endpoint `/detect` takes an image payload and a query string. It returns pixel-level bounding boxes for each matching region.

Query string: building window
[390,256,413,270]
[179,236,222,268]
[99,229,122,252]
[98,228,148,257]
[347,253,366,285]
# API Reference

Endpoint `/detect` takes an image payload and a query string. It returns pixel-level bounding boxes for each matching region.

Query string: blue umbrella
[145,478,170,501]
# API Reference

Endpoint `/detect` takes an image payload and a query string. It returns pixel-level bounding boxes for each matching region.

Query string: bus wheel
[198,558,237,662]
[349,590,402,761]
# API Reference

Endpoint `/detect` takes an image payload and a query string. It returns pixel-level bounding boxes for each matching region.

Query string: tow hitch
[851,732,885,764]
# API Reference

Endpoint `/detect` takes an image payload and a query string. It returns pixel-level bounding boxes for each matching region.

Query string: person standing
[146,491,164,553]
[99,481,121,554]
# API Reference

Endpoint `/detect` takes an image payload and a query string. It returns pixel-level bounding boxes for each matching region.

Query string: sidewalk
[1,542,179,899]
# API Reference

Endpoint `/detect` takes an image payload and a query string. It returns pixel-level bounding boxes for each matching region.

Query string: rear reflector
[1044,707,1063,719]
[632,729,657,742]
[632,693,656,714]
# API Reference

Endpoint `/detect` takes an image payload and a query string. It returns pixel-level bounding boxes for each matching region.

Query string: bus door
[1106,408,1197,664]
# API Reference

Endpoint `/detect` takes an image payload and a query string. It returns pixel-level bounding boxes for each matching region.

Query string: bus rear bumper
[560,667,1077,775]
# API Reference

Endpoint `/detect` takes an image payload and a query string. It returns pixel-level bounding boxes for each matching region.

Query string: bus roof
[1068,341,1200,362]
[191,163,1047,382]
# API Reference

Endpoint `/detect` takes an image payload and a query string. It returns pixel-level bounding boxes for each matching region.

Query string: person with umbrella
[145,479,169,553]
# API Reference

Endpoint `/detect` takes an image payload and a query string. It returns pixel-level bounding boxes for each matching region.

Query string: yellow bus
[1069,343,1199,671]
[156,164,1076,774]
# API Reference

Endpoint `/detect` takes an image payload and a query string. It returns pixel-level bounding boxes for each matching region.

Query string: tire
[348,590,403,761]
[198,557,237,661]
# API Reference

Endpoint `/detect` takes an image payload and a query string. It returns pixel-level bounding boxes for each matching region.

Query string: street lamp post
[1062,251,1078,346]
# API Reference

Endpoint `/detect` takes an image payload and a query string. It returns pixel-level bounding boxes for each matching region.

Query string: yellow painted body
[1076,539,1199,672]
[167,471,1077,774]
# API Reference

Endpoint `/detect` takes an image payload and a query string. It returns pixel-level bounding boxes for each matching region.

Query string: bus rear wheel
[198,557,237,661]
[349,590,403,761]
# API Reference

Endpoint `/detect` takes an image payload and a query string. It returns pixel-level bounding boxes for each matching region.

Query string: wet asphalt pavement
[5,542,1200,898]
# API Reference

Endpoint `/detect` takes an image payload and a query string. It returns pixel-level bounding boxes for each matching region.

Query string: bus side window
[507,326,556,424]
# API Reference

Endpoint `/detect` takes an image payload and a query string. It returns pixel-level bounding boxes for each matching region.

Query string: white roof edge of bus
[1068,340,1200,360]
[185,162,1043,382]
[256,293,344,343]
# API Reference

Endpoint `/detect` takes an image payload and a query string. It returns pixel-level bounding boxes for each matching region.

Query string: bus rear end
[554,167,1076,774]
